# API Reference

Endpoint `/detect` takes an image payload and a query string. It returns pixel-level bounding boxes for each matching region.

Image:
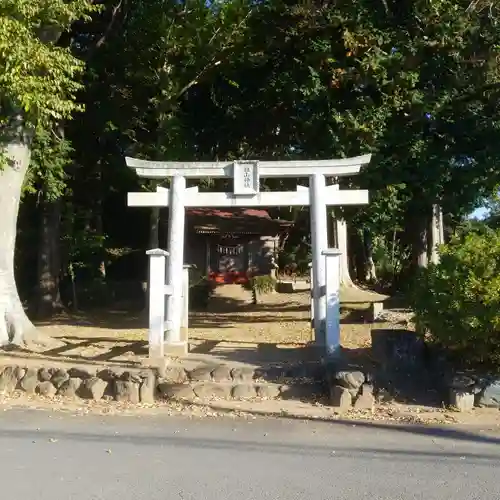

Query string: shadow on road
[0,425,498,463]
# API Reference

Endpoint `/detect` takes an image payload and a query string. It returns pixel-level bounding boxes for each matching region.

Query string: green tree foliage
[6,0,500,324]
[0,0,96,126]
[24,127,72,200]
[411,230,500,369]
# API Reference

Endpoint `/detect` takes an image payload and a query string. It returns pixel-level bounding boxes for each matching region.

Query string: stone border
[447,373,500,411]
[0,362,323,404]
[326,369,376,412]
[0,365,157,403]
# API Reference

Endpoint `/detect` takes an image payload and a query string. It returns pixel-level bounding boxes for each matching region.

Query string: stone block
[158,383,195,401]
[120,371,142,383]
[14,367,26,384]
[114,380,140,403]
[0,366,19,394]
[58,378,82,398]
[212,366,232,382]
[232,384,256,399]
[256,384,281,399]
[97,368,122,382]
[140,374,156,403]
[68,367,95,380]
[78,377,107,400]
[371,329,426,372]
[477,379,500,408]
[329,385,352,412]
[20,368,39,394]
[51,369,69,389]
[38,368,53,382]
[162,366,187,384]
[354,392,375,411]
[189,366,214,382]
[231,367,255,382]
[361,383,374,395]
[193,383,231,400]
[449,389,474,412]
[334,371,365,392]
[37,381,57,398]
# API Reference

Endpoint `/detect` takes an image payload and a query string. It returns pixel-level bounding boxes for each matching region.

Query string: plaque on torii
[126,155,371,358]
[233,160,259,196]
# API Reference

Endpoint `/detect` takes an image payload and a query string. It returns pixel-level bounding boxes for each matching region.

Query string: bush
[410,228,500,370]
[242,274,277,304]
[189,272,216,310]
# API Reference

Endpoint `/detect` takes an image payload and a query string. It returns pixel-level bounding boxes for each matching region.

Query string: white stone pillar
[322,249,342,357]
[146,249,169,358]
[165,175,187,351]
[310,173,328,345]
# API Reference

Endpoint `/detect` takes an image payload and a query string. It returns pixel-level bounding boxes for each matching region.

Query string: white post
[308,262,314,325]
[165,175,187,351]
[310,173,328,345]
[181,265,192,329]
[146,249,169,358]
[322,249,342,357]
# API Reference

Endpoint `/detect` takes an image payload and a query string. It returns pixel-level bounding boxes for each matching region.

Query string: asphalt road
[0,409,499,500]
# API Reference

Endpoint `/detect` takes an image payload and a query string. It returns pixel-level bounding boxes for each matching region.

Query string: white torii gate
[126,155,371,357]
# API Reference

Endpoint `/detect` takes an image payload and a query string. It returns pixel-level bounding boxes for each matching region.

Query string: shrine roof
[186,208,292,235]
[187,208,271,219]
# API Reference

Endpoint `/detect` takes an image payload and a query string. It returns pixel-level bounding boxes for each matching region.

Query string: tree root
[21,328,65,351]
[0,304,63,351]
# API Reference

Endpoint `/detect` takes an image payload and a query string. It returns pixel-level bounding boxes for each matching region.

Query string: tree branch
[95,0,124,49]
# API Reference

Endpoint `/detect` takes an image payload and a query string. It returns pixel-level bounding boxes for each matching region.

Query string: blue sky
[470,206,488,220]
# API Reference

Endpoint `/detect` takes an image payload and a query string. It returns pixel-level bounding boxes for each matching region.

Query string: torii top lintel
[125,155,371,179]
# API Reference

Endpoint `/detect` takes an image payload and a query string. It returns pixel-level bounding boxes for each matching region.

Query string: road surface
[0,408,499,499]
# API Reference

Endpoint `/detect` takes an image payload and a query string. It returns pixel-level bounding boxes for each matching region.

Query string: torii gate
[126,155,371,357]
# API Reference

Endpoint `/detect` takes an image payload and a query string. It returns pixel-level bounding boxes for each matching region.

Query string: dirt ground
[10,284,408,368]
[1,285,499,428]
[2,385,500,430]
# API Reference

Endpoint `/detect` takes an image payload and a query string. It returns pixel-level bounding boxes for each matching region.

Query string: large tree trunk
[363,229,377,282]
[350,228,366,283]
[429,204,444,265]
[0,121,59,347]
[0,127,38,345]
[149,206,160,249]
[36,197,64,318]
[94,162,107,281]
[405,209,430,272]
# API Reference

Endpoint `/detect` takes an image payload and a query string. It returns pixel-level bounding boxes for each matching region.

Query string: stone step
[0,362,324,405]
[160,362,324,385]
[157,380,322,402]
